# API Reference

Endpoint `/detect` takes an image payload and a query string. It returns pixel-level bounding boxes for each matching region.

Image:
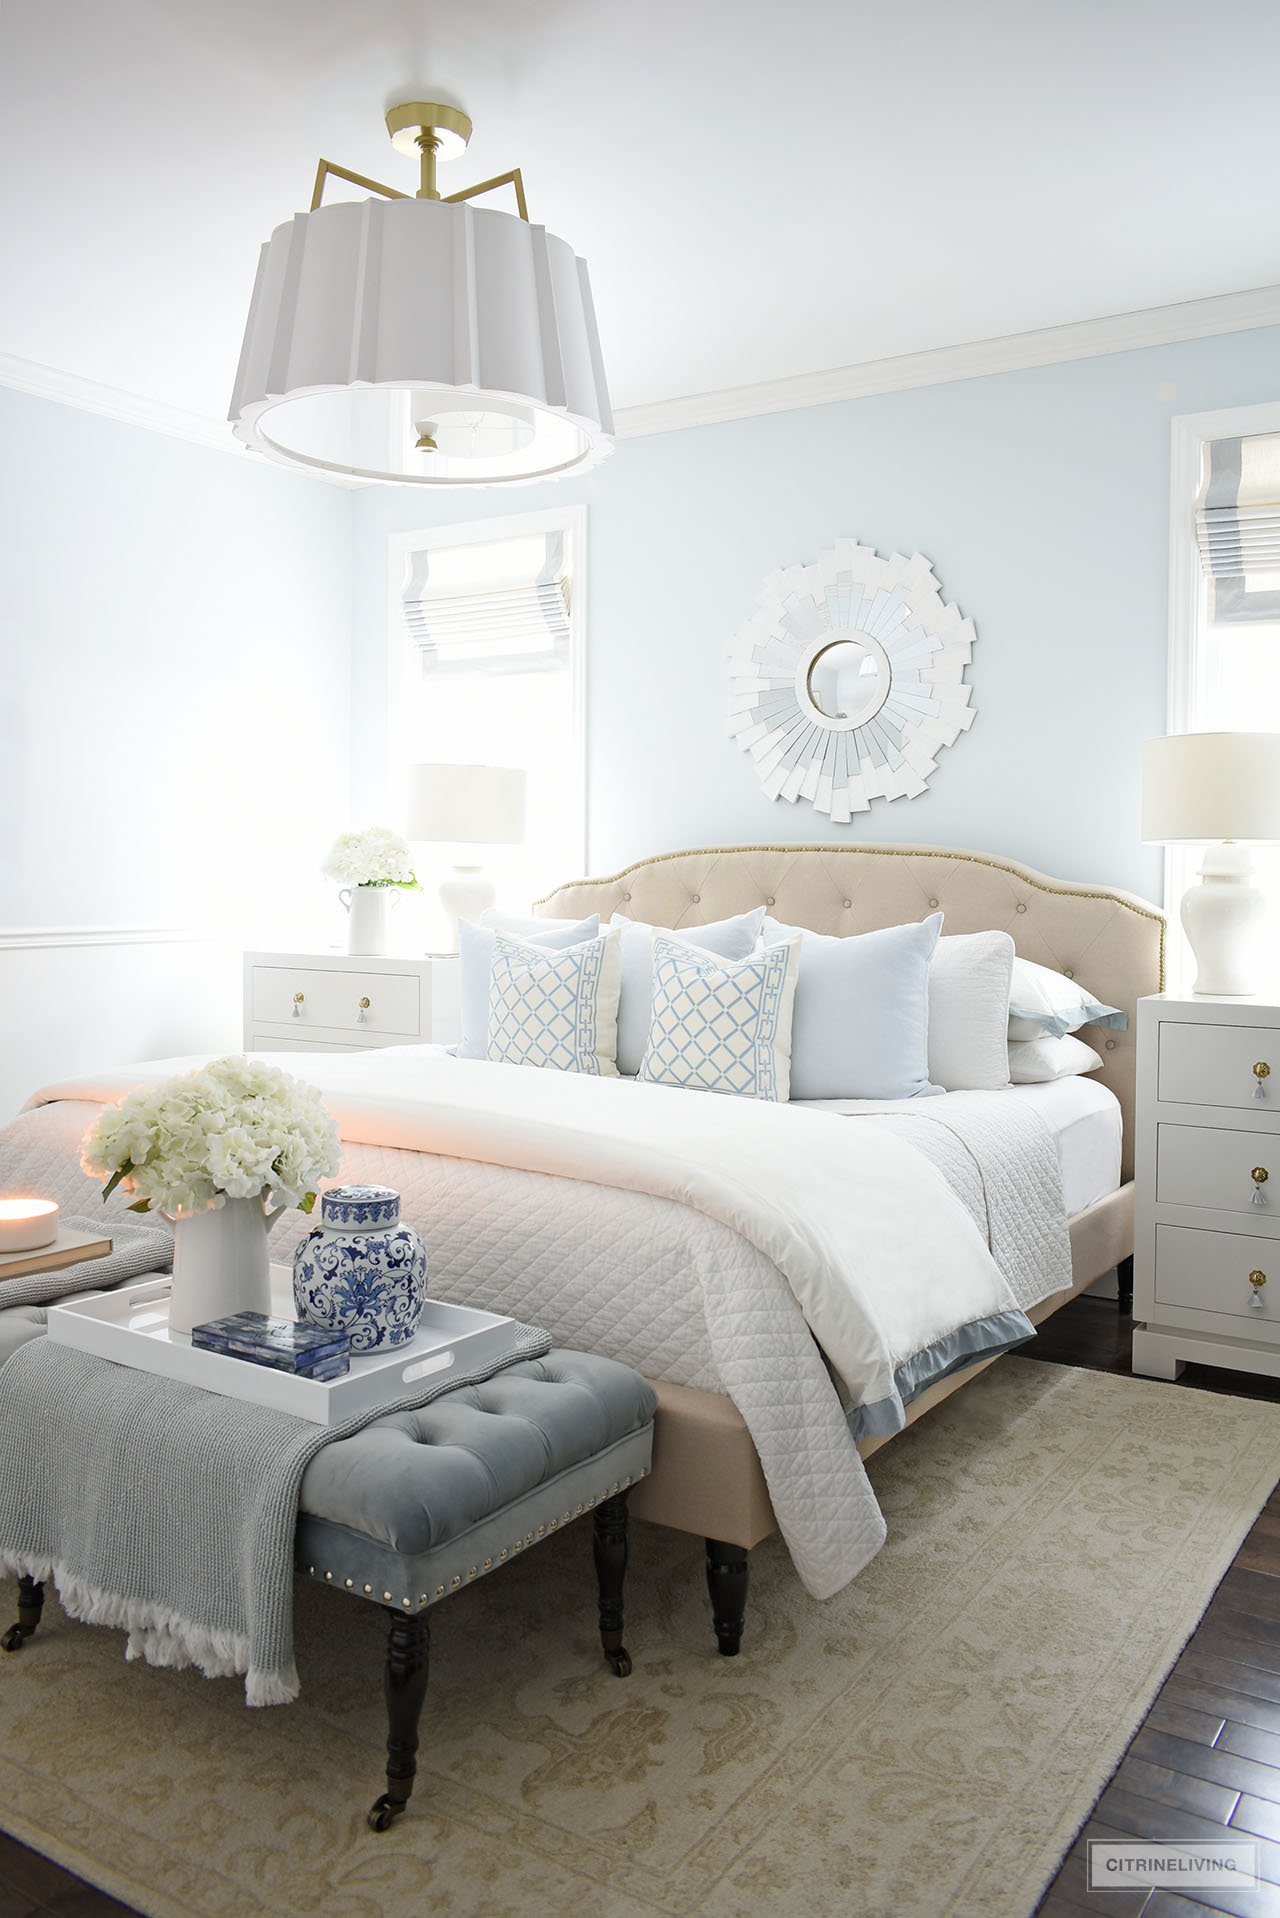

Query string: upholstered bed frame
[537,843,1166,1639]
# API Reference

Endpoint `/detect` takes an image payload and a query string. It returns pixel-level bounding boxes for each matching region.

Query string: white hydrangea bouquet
[321,826,420,890]
[81,1057,343,1333]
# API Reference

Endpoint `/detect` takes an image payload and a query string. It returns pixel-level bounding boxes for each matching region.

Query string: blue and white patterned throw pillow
[637,934,802,1101]
[486,927,622,1076]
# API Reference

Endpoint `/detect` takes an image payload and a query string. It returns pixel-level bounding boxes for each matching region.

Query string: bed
[0,842,1165,1649]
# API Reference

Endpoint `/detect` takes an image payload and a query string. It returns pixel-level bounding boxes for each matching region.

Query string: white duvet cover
[7,1048,1072,1597]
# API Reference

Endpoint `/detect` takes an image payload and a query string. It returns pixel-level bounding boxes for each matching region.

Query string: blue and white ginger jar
[292,1186,427,1354]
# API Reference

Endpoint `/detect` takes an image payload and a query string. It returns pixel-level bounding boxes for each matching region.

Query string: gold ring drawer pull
[1256,1061,1272,1100]
[1251,1268,1269,1310]
[292,991,305,1020]
[357,995,371,1026]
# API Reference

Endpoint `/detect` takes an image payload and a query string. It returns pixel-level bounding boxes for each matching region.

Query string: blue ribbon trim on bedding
[847,1308,1037,1442]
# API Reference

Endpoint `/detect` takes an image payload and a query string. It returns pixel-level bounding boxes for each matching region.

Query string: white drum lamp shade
[407,763,528,951]
[229,197,613,486]
[407,764,527,845]
[1143,732,1280,996]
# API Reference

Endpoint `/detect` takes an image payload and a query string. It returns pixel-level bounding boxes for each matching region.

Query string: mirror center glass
[805,636,890,726]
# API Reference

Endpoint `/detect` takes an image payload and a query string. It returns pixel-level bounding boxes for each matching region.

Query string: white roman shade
[402,530,570,674]
[1196,432,1280,624]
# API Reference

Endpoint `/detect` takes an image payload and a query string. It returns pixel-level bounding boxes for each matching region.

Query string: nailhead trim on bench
[302,1466,648,1614]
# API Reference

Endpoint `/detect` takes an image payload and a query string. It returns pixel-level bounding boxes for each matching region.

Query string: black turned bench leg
[1117,1255,1134,1317]
[1,1576,44,1654]
[705,1539,749,1656]
[368,1610,430,1833]
[593,1492,633,1678]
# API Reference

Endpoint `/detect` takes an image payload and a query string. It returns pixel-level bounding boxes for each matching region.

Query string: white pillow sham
[485,927,622,1077]
[638,932,801,1101]
[609,908,766,1076]
[928,931,1015,1091]
[1007,1032,1104,1084]
[1007,956,1126,1041]
[457,915,599,1059]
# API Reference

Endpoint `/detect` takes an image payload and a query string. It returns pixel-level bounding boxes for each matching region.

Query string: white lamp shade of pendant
[229,197,613,486]
[407,763,527,845]
[1142,733,1280,844]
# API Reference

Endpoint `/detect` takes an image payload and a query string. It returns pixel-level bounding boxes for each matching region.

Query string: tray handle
[400,1350,456,1386]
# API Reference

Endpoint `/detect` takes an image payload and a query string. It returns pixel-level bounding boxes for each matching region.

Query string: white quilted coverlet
[7,1050,1065,1599]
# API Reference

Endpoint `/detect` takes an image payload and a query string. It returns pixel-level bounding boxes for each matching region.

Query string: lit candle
[0,1198,60,1254]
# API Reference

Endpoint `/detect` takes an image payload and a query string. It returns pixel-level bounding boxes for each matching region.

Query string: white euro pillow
[609,908,766,1076]
[1007,1033,1105,1083]
[927,931,1015,1091]
[457,914,599,1059]
[1007,956,1127,1041]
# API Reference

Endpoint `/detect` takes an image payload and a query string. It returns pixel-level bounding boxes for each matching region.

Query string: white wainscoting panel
[0,933,241,1124]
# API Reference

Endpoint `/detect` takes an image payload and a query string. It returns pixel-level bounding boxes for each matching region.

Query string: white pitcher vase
[164,1193,288,1337]
[339,883,391,956]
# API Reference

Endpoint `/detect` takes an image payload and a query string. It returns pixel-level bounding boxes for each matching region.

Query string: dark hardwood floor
[4,1293,1280,1918]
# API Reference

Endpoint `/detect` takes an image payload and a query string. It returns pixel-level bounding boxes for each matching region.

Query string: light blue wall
[351,323,1280,904]
[0,386,353,934]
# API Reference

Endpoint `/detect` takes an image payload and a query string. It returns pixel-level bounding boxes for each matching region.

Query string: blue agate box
[191,1311,351,1380]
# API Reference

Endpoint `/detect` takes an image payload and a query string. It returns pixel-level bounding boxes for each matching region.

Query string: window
[387,508,586,917]
[1168,403,1280,968]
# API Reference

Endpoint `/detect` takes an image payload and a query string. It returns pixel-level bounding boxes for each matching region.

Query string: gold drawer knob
[1254,1168,1270,1182]
[359,996,371,1009]
[1250,1270,1268,1286]
[1256,1062,1271,1078]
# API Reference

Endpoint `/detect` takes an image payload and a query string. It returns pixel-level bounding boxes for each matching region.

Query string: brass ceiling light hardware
[230,97,611,487]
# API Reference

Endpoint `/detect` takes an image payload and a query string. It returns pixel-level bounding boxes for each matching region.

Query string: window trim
[385,504,588,878]
[1166,402,1280,976]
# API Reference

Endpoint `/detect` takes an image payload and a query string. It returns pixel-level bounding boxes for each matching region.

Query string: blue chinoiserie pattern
[292,1185,427,1354]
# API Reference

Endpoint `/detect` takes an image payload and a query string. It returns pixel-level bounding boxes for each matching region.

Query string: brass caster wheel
[605,1647,632,1678]
[1,1624,26,1653]
[367,1793,406,1833]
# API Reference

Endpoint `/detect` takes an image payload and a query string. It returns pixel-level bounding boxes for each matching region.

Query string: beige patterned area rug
[4,1357,1280,1918]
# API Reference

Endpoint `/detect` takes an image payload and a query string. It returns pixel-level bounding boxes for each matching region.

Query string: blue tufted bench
[294,1349,657,1830]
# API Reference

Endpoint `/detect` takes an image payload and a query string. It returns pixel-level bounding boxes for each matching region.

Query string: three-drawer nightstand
[1133,992,1280,1382]
[243,952,460,1055]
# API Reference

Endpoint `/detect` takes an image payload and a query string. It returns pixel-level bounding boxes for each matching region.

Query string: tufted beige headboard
[538,843,1165,1182]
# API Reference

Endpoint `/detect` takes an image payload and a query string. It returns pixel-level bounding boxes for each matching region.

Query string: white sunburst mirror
[727,541,977,821]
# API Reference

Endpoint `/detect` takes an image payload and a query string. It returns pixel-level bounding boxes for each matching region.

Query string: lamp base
[437,865,496,954]
[1182,843,1268,995]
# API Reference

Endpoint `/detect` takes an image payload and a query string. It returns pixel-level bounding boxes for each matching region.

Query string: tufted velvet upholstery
[295,1352,656,1613]
[538,844,1165,1182]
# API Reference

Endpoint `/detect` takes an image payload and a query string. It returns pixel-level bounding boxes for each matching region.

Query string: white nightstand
[243,952,459,1055]
[1133,991,1280,1382]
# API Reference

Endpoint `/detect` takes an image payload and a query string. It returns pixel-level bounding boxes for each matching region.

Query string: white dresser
[243,952,460,1055]
[1133,991,1280,1382]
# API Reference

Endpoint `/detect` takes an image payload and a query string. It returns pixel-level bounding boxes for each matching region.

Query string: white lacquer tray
[47,1263,525,1427]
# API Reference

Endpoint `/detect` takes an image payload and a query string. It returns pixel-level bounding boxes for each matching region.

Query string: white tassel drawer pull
[1255,1061,1271,1099]
[357,996,371,1026]
[1250,1269,1268,1309]
[292,992,305,1020]
[1253,1167,1270,1206]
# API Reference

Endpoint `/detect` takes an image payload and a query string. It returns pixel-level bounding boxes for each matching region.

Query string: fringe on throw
[0,1551,299,1706]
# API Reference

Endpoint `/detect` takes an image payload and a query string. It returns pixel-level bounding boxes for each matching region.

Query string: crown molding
[612,282,1280,439]
[4,279,1279,461]
[0,352,362,486]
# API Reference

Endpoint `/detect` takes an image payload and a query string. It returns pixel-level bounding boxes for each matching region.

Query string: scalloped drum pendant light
[229,101,613,486]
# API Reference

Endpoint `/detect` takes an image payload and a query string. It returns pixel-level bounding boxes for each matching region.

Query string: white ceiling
[2,0,1278,427]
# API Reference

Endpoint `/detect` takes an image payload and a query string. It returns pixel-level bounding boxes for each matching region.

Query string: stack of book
[191,1312,351,1380]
